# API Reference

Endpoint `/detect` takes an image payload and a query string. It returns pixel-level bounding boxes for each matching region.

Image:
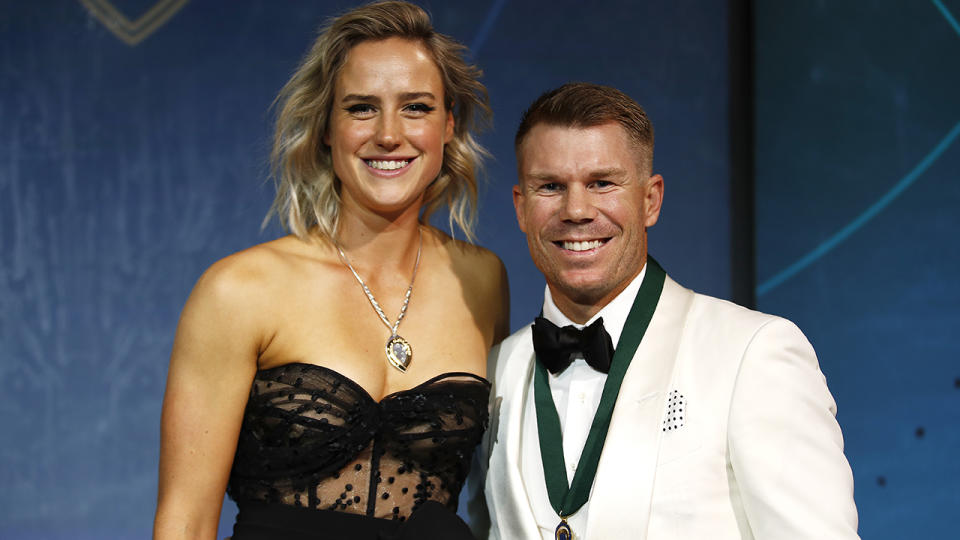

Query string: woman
[153,2,509,538]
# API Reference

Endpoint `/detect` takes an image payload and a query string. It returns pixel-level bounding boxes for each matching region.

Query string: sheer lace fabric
[227,363,490,522]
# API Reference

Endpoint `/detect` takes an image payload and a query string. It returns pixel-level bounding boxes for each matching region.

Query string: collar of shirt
[541,263,648,350]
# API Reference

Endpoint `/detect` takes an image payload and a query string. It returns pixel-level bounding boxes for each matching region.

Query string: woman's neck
[332,205,424,275]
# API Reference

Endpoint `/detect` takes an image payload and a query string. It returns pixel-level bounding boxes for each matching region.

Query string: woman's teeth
[563,240,603,252]
[366,159,409,170]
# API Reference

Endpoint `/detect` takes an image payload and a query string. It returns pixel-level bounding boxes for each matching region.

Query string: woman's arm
[466,245,511,348]
[154,258,263,540]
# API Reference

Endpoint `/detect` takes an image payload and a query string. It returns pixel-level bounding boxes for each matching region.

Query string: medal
[534,258,667,539]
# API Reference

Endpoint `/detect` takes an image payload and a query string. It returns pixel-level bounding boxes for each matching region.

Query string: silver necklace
[335,227,422,373]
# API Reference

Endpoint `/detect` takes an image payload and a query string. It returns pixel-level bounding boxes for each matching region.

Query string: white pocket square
[662,389,685,432]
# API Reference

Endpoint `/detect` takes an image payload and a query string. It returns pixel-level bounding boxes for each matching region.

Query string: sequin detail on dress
[227,363,490,522]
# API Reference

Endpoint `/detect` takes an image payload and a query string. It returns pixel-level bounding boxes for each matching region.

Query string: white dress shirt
[519,265,647,540]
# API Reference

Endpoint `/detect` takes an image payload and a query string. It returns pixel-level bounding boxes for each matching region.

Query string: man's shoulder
[501,323,533,348]
[664,275,798,341]
[487,323,534,389]
[661,277,802,341]
[492,323,534,364]
[666,275,777,323]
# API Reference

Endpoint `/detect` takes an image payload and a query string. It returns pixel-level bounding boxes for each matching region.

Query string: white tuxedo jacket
[483,276,859,539]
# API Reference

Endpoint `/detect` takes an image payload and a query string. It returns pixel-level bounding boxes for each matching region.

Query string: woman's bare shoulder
[189,235,319,310]
[427,227,510,342]
[173,236,325,362]
[428,228,504,276]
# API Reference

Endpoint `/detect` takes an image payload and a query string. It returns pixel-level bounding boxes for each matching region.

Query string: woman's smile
[364,158,413,172]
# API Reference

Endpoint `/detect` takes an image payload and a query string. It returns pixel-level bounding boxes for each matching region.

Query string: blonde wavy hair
[266,1,491,242]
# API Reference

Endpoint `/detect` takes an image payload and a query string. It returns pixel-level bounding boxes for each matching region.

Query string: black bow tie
[532,317,614,374]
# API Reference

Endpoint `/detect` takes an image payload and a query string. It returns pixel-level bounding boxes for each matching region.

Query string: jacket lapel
[585,276,694,538]
[487,328,542,539]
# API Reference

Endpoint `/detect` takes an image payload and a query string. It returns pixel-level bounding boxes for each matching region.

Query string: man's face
[514,122,663,322]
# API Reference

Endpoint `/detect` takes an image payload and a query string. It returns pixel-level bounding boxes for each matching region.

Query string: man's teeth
[563,240,603,252]
[366,159,409,170]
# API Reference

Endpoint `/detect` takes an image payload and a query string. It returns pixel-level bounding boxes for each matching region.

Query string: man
[483,83,859,539]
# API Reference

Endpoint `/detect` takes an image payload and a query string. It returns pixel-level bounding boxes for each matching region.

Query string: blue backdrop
[755,1,960,538]
[7,1,955,539]
[1,1,730,538]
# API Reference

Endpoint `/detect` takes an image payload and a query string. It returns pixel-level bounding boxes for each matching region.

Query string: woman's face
[326,37,454,221]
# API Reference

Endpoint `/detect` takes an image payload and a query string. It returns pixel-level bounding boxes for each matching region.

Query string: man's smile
[554,238,610,252]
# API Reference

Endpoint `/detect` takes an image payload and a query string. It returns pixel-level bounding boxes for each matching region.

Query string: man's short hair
[515,82,654,173]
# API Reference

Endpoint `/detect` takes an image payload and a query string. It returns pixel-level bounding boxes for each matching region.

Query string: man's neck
[548,272,645,325]
[542,263,648,353]
[549,292,617,325]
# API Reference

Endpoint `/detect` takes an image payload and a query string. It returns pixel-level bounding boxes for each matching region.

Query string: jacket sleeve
[727,318,860,539]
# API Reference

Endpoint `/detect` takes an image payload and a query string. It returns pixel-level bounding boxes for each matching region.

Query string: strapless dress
[226,362,490,539]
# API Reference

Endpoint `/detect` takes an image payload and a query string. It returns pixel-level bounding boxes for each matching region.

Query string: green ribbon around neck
[534,257,666,519]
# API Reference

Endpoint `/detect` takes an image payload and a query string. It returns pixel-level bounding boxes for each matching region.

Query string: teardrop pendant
[385,334,412,372]
[335,227,422,374]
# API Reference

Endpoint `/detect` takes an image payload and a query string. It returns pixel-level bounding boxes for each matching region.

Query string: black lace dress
[226,363,490,540]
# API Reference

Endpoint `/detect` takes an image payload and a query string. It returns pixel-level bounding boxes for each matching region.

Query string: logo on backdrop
[79,0,190,46]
